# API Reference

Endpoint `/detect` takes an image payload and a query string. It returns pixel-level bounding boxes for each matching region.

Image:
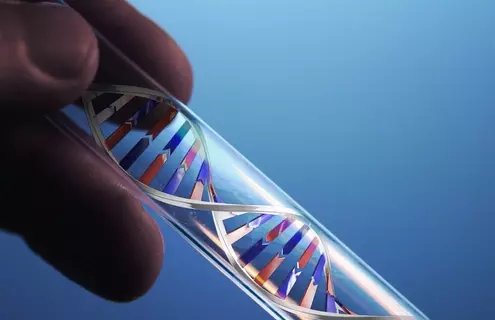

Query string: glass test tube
[47,4,429,320]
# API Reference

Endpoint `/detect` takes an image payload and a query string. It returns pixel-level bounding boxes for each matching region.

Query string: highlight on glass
[46,1,428,318]
[51,83,428,320]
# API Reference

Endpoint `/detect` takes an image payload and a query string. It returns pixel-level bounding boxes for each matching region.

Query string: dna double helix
[81,84,355,318]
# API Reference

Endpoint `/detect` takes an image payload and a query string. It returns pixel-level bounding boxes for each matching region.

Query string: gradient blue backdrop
[1,1,494,319]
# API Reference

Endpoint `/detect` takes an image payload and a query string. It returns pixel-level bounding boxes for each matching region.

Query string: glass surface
[47,3,429,317]
[55,83,427,320]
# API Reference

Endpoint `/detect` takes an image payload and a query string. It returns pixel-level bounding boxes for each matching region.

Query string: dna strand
[79,84,394,319]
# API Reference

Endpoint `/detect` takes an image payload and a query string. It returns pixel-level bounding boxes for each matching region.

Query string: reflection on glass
[57,84,427,320]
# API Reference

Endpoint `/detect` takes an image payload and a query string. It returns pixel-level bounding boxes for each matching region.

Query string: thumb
[0,1,98,115]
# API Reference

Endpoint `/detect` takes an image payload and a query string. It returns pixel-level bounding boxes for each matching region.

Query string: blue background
[1,1,494,319]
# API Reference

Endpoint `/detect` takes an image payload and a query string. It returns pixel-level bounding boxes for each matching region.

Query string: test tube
[47,3,429,319]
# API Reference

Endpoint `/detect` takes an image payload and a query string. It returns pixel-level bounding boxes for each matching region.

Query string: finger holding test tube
[48,1,429,319]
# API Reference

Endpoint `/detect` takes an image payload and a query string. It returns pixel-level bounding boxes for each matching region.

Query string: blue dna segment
[81,86,357,316]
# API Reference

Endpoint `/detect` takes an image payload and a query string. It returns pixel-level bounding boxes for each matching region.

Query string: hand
[0,0,193,302]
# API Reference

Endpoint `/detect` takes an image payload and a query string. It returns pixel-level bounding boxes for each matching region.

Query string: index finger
[66,0,193,104]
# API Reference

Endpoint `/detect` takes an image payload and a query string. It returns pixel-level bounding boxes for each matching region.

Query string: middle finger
[66,0,194,104]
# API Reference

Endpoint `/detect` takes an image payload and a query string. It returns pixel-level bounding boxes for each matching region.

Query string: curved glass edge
[48,108,408,320]
[53,86,428,320]
[81,83,427,319]
[170,95,428,320]
[45,109,283,320]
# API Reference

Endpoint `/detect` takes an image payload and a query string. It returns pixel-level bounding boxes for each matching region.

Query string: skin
[0,0,193,302]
